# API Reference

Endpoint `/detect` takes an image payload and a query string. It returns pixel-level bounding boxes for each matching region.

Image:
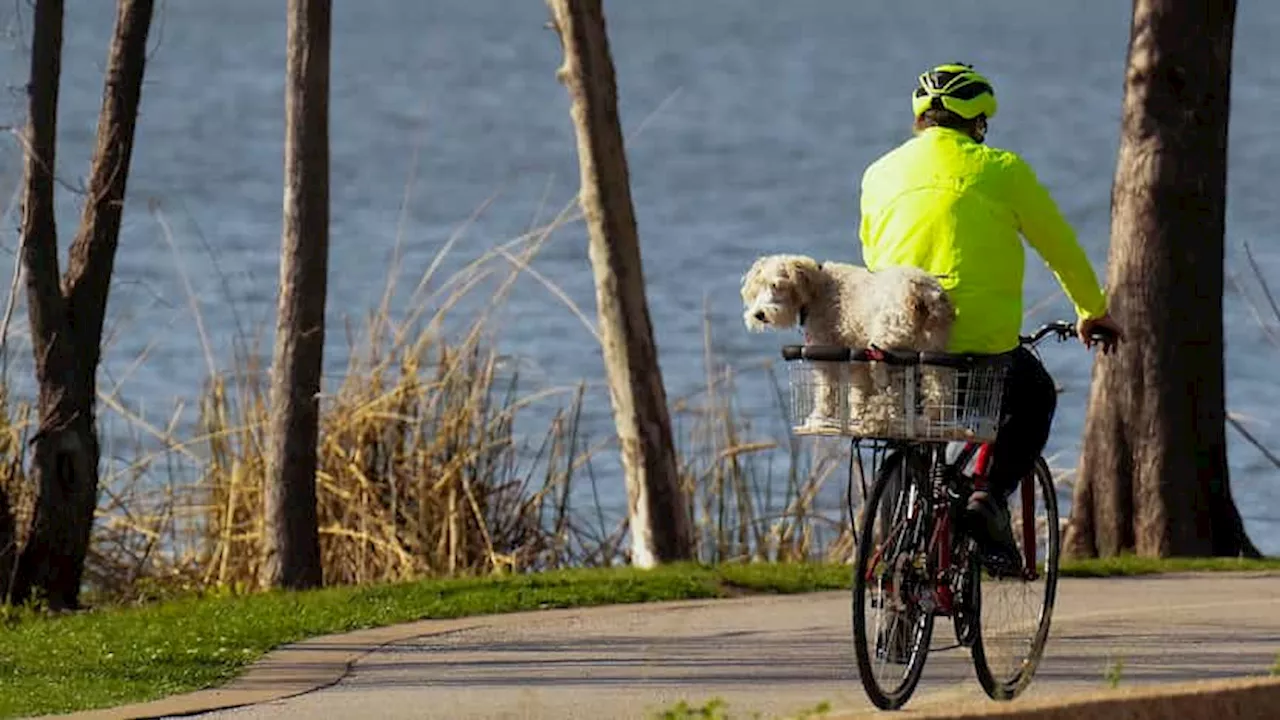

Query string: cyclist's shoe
[876,614,913,664]
[964,491,1023,577]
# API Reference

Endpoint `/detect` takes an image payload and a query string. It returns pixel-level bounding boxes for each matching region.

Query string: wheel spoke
[852,450,935,710]
[970,458,1060,701]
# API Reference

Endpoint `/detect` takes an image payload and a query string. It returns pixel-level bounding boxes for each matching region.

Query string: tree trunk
[9,0,65,605]
[546,0,693,567]
[14,0,86,610]
[63,0,155,389]
[263,0,330,590]
[1066,0,1258,559]
[12,0,154,609]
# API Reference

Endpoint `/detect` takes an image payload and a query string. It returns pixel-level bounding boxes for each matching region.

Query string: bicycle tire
[970,456,1060,700]
[851,449,936,710]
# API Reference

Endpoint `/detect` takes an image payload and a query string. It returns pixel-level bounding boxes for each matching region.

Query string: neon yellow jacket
[859,126,1107,354]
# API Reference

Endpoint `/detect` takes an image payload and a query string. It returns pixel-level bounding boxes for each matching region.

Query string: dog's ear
[911,285,955,331]
[773,259,791,284]
[909,293,927,326]
[741,258,766,301]
[788,256,823,304]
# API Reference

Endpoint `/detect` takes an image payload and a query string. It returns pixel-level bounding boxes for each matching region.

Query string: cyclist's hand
[1077,313,1122,354]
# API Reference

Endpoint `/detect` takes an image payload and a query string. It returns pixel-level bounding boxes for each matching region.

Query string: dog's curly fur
[741,254,956,434]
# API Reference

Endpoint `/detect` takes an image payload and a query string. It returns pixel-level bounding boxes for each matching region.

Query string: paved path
[189,573,1280,720]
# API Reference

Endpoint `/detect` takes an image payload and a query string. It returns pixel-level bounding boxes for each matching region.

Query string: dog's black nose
[754,310,767,322]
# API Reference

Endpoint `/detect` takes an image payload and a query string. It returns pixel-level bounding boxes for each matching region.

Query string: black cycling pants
[984,347,1057,499]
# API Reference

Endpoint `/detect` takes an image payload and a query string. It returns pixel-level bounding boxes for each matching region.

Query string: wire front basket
[785,353,1009,442]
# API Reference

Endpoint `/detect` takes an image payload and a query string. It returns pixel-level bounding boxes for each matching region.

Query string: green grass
[1104,656,1126,688]
[648,697,731,720]
[0,563,846,719]
[1059,554,1280,577]
[1,556,1275,719]
[645,697,831,720]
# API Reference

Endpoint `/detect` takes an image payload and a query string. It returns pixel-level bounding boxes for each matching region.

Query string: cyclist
[856,62,1122,570]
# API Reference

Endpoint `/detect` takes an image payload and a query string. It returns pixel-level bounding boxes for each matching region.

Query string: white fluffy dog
[740,254,956,435]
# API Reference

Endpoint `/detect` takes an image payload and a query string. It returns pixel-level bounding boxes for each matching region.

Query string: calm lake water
[1,1,1278,552]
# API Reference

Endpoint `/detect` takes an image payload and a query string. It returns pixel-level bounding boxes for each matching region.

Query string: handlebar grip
[781,345,852,362]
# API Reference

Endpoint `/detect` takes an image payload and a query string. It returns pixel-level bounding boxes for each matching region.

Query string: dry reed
[0,173,844,604]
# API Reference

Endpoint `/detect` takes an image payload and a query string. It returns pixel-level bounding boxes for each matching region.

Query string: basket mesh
[786,357,1008,442]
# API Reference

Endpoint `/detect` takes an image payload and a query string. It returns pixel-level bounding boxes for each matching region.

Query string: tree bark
[1066,0,1258,559]
[14,0,84,610]
[546,0,693,567]
[263,0,330,590]
[8,0,65,604]
[12,0,154,609]
[63,0,155,391]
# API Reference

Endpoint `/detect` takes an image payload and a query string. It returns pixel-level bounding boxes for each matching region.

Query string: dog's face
[740,254,821,331]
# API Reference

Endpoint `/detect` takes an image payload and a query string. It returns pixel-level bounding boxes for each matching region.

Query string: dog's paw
[798,412,845,435]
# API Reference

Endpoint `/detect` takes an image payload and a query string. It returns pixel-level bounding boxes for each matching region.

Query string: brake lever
[1084,330,1120,356]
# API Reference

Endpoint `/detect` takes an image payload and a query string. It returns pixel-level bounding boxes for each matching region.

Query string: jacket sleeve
[1007,156,1108,319]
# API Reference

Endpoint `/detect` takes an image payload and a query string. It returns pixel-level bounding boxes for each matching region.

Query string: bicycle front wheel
[971,456,1060,700]
[851,449,935,710]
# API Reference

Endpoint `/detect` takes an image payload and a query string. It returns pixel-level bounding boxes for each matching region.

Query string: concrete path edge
[829,675,1280,720]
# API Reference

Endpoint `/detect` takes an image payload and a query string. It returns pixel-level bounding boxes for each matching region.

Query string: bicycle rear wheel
[851,449,935,710]
[970,456,1060,700]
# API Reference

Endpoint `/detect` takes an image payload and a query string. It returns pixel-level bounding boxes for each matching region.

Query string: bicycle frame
[859,444,968,619]
[929,479,957,616]
[864,439,1041,623]
[940,440,1043,583]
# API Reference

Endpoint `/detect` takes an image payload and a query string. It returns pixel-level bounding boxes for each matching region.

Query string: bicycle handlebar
[779,344,1002,368]
[780,321,1120,365]
[1019,320,1120,350]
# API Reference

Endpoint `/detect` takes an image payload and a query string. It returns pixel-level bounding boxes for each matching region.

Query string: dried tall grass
[24,176,853,603]
[672,307,855,565]
[80,197,604,598]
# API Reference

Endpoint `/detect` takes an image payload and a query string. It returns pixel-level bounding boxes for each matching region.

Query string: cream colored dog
[741,254,956,435]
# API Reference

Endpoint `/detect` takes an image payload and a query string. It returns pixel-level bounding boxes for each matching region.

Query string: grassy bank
[1059,554,1280,577]
[3,557,1278,718]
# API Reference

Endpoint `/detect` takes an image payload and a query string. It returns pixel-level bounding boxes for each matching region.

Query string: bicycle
[780,320,1116,710]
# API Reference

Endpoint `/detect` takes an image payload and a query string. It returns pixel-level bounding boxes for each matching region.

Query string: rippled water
[0,0,1277,551]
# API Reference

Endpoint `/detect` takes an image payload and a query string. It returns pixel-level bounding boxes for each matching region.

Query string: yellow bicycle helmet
[912,63,998,120]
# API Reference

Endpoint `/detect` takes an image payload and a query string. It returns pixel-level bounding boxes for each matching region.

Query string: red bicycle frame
[864,441,1041,619]
[927,441,1040,615]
